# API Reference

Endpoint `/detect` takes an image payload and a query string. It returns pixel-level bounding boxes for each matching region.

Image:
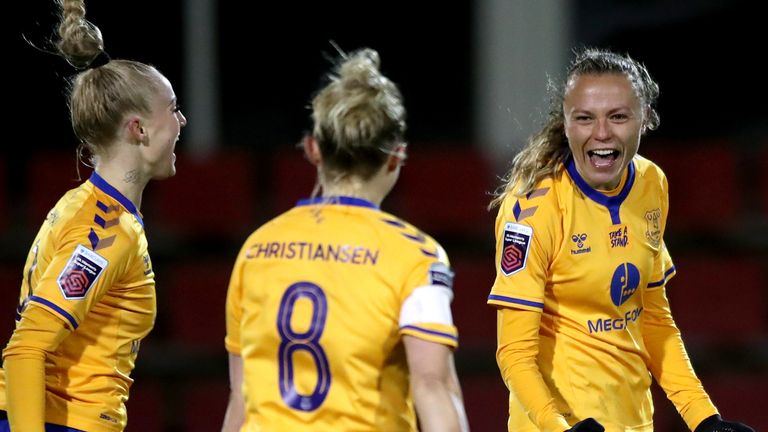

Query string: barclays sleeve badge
[57,244,108,299]
[500,222,532,276]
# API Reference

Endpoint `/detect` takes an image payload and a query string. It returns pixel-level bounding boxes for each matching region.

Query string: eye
[172,103,182,113]
[610,113,629,121]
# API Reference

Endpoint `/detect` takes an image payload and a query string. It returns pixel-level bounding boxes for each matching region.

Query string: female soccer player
[222,48,468,432]
[488,48,754,432]
[0,0,186,430]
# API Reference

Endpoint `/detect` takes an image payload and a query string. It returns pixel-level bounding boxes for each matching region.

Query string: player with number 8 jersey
[225,198,457,429]
[222,48,468,432]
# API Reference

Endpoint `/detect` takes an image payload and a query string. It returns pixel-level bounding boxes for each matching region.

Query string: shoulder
[633,154,669,192]
[54,187,142,254]
[497,175,563,227]
[633,154,667,182]
[376,211,449,264]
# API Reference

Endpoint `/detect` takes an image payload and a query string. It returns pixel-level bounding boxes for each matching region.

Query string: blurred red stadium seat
[269,148,317,214]
[390,146,496,237]
[451,257,497,350]
[125,381,165,432]
[642,142,741,232]
[146,150,256,238]
[666,255,766,345]
[460,375,509,431]
[699,373,768,430]
[26,151,89,223]
[181,380,230,432]
[165,260,232,348]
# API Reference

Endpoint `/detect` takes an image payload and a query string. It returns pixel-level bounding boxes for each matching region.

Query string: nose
[593,118,611,141]
[177,111,188,127]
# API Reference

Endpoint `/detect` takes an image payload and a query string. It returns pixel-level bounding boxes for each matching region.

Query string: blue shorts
[0,411,85,432]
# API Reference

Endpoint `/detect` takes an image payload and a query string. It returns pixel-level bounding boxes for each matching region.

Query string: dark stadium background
[5,1,766,430]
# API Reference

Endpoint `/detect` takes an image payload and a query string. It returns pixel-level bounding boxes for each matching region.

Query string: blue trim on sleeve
[400,325,458,342]
[565,156,635,225]
[89,172,144,227]
[29,296,79,329]
[488,294,544,309]
[296,196,379,209]
[647,265,677,288]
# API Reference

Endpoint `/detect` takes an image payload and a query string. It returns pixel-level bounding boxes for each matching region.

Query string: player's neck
[92,163,147,211]
[321,182,385,207]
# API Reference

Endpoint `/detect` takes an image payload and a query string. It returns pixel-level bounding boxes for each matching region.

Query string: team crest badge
[57,244,108,299]
[500,222,532,276]
[645,208,661,247]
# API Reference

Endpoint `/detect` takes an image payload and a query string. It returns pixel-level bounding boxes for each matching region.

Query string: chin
[153,167,176,180]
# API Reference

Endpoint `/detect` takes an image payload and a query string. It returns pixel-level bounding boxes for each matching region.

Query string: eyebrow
[570,106,632,114]
[167,97,177,108]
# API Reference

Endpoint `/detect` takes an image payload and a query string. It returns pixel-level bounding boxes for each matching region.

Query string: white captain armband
[399,285,455,327]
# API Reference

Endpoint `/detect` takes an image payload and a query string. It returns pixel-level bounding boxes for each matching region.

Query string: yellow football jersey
[489,155,712,431]
[225,196,458,432]
[0,172,156,432]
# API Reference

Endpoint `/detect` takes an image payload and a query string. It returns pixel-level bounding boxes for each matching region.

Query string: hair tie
[88,51,111,69]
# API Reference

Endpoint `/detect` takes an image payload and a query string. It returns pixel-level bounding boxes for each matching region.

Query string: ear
[640,106,652,134]
[126,117,148,145]
[385,143,407,173]
[303,135,322,166]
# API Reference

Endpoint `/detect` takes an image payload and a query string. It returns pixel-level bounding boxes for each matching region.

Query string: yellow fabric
[489,156,714,431]
[4,306,69,432]
[225,197,458,431]
[496,308,571,432]
[5,356,45,432]
[0,172,156,432]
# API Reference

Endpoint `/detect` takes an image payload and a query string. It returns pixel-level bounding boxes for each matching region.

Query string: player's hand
[695,415,754,432]
[567,417,605,431]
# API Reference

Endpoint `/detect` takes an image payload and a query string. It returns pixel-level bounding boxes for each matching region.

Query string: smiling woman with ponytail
[488,48,753,432]
[0,0,186,430]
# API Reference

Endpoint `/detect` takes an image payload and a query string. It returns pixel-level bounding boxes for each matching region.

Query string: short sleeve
[398,242,459,348]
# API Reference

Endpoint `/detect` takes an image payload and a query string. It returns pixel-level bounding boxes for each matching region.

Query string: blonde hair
[489,48,660,208]
[56,0,165,155]
[311,48,406,182]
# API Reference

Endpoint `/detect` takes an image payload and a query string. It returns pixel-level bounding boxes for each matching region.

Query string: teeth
[591,149,615,156]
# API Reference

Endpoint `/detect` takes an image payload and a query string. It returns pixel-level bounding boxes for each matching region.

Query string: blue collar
[89,172,144,226]
[296,196,379,209]
[565,156,635,225]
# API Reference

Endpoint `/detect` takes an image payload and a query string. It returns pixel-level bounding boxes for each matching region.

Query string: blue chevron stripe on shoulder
[420,248,438,258]
[88,228,116,251]
[512,187,551,222]
[402,232,426,243]
[381,218,438,257]
[382,218,406,228]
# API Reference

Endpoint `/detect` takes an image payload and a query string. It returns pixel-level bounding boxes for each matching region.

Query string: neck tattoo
[123,170,140,184]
